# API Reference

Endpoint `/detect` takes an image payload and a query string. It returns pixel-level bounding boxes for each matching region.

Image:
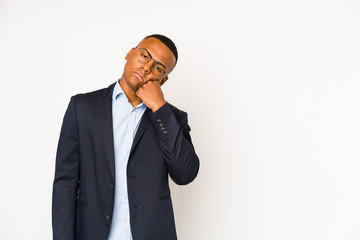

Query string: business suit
[52,82,200,240]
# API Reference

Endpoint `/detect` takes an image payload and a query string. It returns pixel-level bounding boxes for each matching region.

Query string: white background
[1,0,360,239]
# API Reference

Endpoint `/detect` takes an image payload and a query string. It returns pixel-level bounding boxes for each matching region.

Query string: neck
[118,76,143,107]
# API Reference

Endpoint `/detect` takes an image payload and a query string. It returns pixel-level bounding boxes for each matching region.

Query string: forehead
[137,37,176,72]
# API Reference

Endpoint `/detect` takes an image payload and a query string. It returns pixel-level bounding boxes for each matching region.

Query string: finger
[150,80,160,86]
[136,88,142,97]
[146,79,158,85]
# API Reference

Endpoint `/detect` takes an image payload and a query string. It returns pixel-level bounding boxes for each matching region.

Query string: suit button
[106,215,112,220]
[110,184,114,189]
[159,123,164,127]
[157,118,161,122]
[163,130,168,135]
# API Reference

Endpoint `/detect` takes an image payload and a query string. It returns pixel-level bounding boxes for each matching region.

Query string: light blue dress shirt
[108,81,147,240]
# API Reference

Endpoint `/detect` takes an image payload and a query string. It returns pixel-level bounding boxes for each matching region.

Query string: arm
[150,103,200,185]
[136,80,200,185]
[52,96,80,240]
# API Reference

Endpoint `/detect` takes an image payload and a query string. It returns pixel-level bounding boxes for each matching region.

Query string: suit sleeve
[52,96,80,240]
[150,102,200,185]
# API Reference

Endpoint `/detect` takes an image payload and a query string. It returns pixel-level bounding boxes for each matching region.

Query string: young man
[52,34,200,240]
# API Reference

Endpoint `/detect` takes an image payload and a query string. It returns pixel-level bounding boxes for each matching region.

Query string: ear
[125,48,135,60]
[159,76,168,86]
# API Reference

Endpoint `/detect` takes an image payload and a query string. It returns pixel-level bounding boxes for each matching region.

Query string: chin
[123,76,139,91]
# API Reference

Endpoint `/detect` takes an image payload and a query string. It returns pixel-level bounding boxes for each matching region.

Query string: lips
[133,71,144,82]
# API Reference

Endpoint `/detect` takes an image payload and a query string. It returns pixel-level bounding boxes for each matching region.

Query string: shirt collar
[112,80,123,101]
[112,80,146,109]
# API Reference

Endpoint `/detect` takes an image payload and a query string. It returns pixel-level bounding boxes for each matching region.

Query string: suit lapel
[100,83,116,181]
[100,82,153,178]
[130,107,152,156]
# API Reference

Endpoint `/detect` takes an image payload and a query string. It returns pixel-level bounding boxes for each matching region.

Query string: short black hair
[144,34,178,63]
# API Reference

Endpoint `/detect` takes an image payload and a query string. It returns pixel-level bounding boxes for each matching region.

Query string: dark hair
[144,34,178,63]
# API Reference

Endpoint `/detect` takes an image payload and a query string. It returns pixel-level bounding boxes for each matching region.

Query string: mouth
[133,71,144,82]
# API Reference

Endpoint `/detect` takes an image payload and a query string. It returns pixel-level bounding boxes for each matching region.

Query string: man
[52,34,200,240]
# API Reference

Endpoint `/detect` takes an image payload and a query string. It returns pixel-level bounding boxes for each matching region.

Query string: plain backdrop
[1,0,360,239]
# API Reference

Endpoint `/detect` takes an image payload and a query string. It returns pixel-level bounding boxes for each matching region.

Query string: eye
[141,53,149,60]
[155,65,164,74]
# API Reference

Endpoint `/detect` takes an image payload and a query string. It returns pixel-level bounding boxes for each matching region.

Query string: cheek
[124,63,134,75]
[126,59,142,72]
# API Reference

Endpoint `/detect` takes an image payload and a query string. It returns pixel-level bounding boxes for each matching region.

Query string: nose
[141,60,155,75]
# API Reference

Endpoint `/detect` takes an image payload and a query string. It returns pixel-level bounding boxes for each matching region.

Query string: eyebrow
[142,47,167,70]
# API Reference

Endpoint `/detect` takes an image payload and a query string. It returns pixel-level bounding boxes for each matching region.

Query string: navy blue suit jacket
[52,82,200,240]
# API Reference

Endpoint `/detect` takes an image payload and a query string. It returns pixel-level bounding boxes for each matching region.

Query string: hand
[136,80,166,112]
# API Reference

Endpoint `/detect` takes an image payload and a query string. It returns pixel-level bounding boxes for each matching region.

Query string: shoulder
[163,102,190,127]
[72,82,115,105]
[167,102,187,119]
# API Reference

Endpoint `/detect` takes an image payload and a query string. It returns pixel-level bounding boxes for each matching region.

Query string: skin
[119,37,177,111]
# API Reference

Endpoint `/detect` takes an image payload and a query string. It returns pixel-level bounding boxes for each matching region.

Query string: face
[121,37,176,93]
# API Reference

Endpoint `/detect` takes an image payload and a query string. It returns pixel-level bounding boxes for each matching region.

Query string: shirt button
[157,119,161,122]
[161,127,166,130]
[159,123,164,127]
[163,130,168,135]
[110,184,114,189]
[106,215,112,220]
